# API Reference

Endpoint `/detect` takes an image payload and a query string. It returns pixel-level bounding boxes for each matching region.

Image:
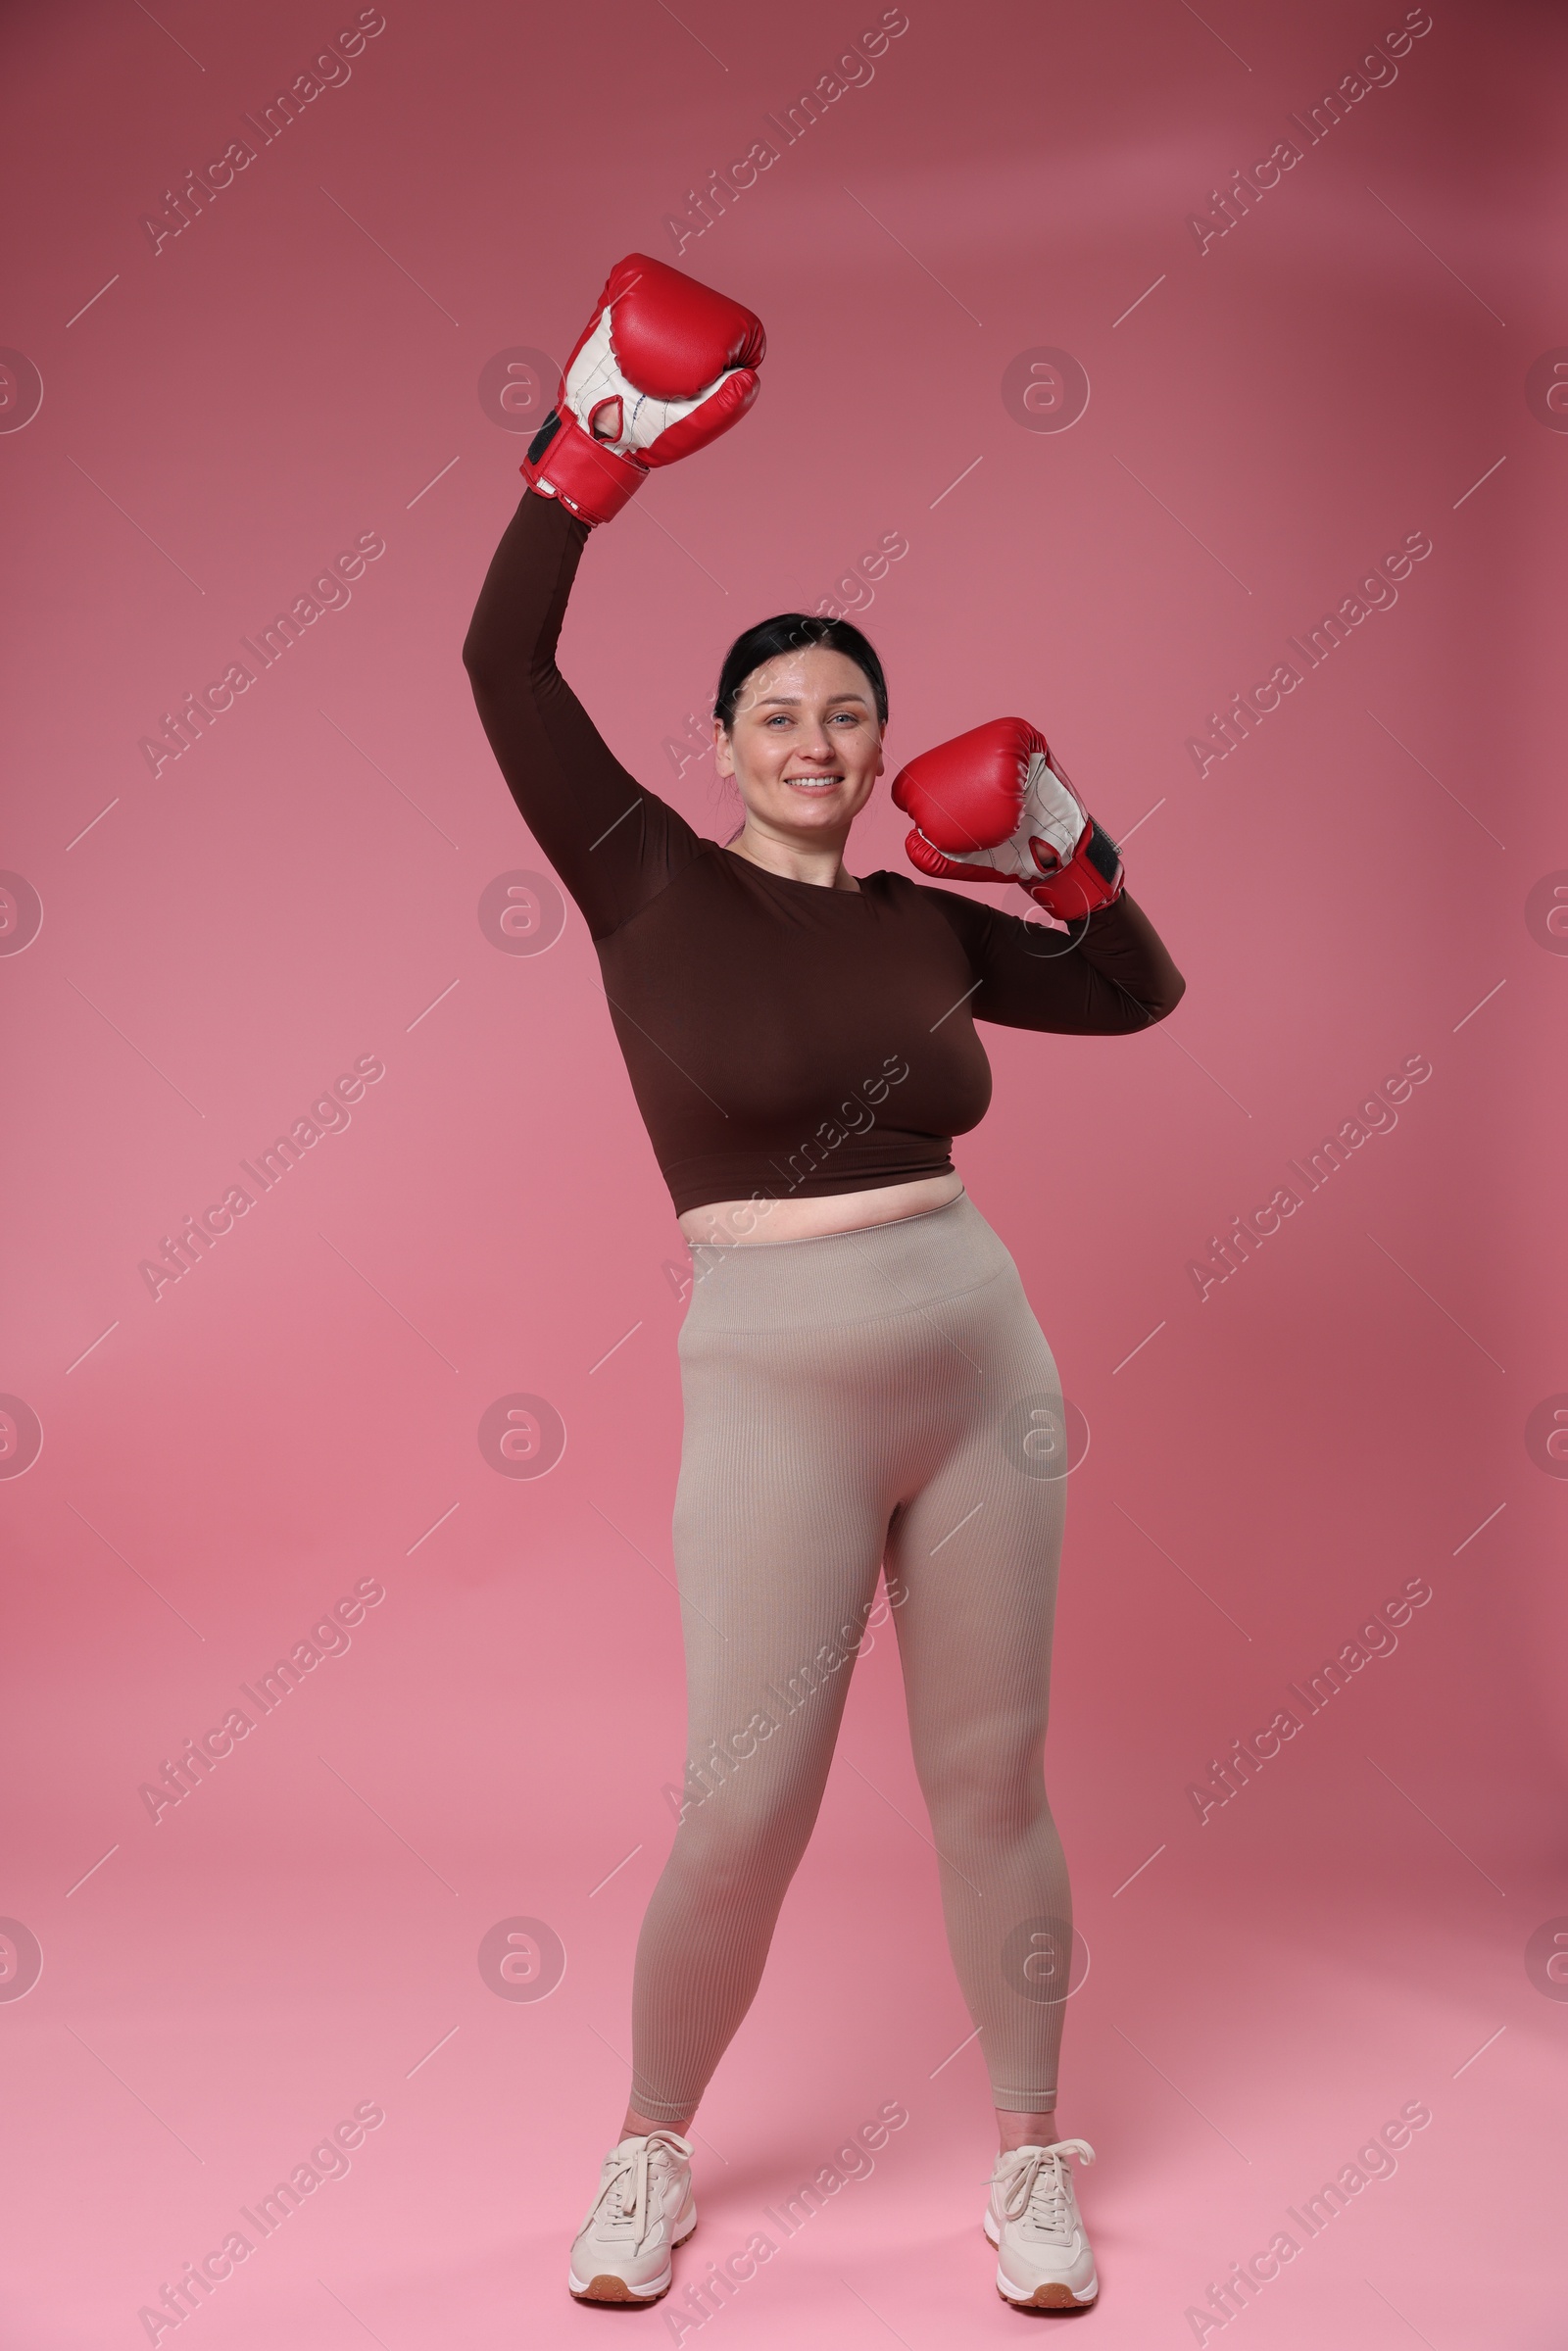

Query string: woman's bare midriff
[677,1171,964,1249]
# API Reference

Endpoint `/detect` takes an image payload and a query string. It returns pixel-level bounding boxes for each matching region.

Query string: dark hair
[713,612,889,731]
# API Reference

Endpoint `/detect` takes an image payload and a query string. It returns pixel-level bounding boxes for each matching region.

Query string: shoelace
[986,2138,1096,2241]
[591,2131,691,2249]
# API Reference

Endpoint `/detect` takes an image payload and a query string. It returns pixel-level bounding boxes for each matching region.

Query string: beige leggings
[629,1190,1074,2120]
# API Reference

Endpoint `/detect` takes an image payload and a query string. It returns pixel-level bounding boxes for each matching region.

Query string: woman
[463,254,1185,2316]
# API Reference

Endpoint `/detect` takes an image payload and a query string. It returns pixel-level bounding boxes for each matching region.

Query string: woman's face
[713,645,884,842]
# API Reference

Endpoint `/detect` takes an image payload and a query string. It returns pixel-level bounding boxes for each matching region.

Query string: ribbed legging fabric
[629,1190,1074,2120]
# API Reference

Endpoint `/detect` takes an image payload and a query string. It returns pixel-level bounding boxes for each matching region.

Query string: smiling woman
[464,248,1185,2317]
[711,609,889,885]
[688,609,976,1244]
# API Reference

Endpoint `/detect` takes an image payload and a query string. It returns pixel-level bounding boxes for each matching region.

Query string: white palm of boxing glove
[892,717,1124,922]
[563,303,749,464]
[936,747,1088,884]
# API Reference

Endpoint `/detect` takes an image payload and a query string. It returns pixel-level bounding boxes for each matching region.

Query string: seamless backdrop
[2,1,1565,2345]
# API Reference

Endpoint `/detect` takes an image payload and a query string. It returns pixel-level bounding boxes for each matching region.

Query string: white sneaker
[567,2129,697,2304]
[983,2137,1098,2310]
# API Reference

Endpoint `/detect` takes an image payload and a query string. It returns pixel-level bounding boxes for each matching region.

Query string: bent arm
[462,489,702,940]
[922,885,1186,1033]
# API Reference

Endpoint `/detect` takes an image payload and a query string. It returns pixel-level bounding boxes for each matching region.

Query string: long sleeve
[462,489,704,941]
[917,883,1186,1034]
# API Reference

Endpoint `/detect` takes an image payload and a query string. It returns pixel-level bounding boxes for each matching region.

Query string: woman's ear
[712,719,735,779]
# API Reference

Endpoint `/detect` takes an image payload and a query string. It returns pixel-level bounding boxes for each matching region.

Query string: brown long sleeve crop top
[463,490,1187,1219]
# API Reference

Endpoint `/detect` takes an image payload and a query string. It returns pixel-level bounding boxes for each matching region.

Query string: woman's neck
[725,824,859,891]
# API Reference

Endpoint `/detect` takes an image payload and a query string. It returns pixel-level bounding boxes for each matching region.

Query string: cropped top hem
[665,1148,959,1221]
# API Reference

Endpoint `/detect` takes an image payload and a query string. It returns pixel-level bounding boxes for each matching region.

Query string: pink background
[2,0,1564,2342]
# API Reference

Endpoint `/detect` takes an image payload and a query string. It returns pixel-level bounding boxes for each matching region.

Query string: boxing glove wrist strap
[1081,817,1123,894]
[522,411,647,525]
[1022,815,1123,919]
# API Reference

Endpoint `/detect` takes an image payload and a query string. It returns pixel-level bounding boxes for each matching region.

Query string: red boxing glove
[521,254,764,525]
[891,716,1124,923]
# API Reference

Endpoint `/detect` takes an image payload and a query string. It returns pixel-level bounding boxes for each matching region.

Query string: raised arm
[463,251,765,941]
[463,489,700,941]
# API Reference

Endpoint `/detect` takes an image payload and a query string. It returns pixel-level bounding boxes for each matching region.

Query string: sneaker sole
[568,2217,696,2304]
[995,2276,1099,2312]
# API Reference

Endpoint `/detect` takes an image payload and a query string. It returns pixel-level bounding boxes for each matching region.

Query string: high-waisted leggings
[628,1189,1074,2120]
